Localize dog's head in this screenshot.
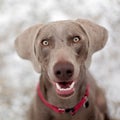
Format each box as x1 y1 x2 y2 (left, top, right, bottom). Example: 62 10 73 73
15 19 108 98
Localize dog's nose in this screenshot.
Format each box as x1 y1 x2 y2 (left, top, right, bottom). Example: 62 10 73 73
54 62 74 81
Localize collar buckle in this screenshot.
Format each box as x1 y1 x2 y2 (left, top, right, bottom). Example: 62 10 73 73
65 108 75 113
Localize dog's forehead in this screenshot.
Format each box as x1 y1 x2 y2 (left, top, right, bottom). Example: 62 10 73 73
39 21 83 37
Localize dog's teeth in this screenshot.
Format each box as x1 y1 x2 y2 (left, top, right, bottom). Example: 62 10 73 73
56 83 61 90
70 82 75 89
59 87 71 91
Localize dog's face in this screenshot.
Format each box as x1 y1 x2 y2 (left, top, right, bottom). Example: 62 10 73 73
15 19 108 98
34 21 89 97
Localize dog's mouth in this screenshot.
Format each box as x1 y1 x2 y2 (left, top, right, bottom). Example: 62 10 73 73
55 81 75 97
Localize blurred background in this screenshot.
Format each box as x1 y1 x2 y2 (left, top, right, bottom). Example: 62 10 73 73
0 0 120 120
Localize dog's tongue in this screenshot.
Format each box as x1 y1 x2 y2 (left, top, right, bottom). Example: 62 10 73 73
55 81 75 97
58 82 72 88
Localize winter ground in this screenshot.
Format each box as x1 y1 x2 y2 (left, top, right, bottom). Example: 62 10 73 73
0 0 120 120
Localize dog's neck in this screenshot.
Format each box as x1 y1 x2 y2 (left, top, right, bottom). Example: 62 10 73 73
39 71 87 108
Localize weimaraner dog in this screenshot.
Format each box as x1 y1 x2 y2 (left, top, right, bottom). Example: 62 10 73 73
15 19 110 120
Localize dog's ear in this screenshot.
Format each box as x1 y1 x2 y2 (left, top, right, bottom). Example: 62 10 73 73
15 24 43 73
76 19 108 67
76 19 108 54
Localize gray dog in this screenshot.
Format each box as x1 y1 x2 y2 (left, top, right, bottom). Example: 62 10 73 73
15 19 110 120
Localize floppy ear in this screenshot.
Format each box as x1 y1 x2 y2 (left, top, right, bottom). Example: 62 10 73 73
15 24 43 73
76 19 108 67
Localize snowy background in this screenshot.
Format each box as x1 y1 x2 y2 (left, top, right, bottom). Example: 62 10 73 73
0 0 120 120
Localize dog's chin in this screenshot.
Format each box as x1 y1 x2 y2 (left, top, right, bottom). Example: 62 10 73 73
54 81 76 99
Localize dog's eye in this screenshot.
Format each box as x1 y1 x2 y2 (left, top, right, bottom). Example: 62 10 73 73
41 40 49 46
73 36 81 43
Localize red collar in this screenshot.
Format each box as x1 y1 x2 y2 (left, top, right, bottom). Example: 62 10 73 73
37 84 89 116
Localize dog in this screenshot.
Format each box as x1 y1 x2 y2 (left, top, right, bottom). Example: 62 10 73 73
15 19 110 120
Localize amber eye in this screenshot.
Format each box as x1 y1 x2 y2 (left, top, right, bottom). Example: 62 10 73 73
41 40 49 46
73 36 80 43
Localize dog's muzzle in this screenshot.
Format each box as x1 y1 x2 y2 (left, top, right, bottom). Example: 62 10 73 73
53 61 75 97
